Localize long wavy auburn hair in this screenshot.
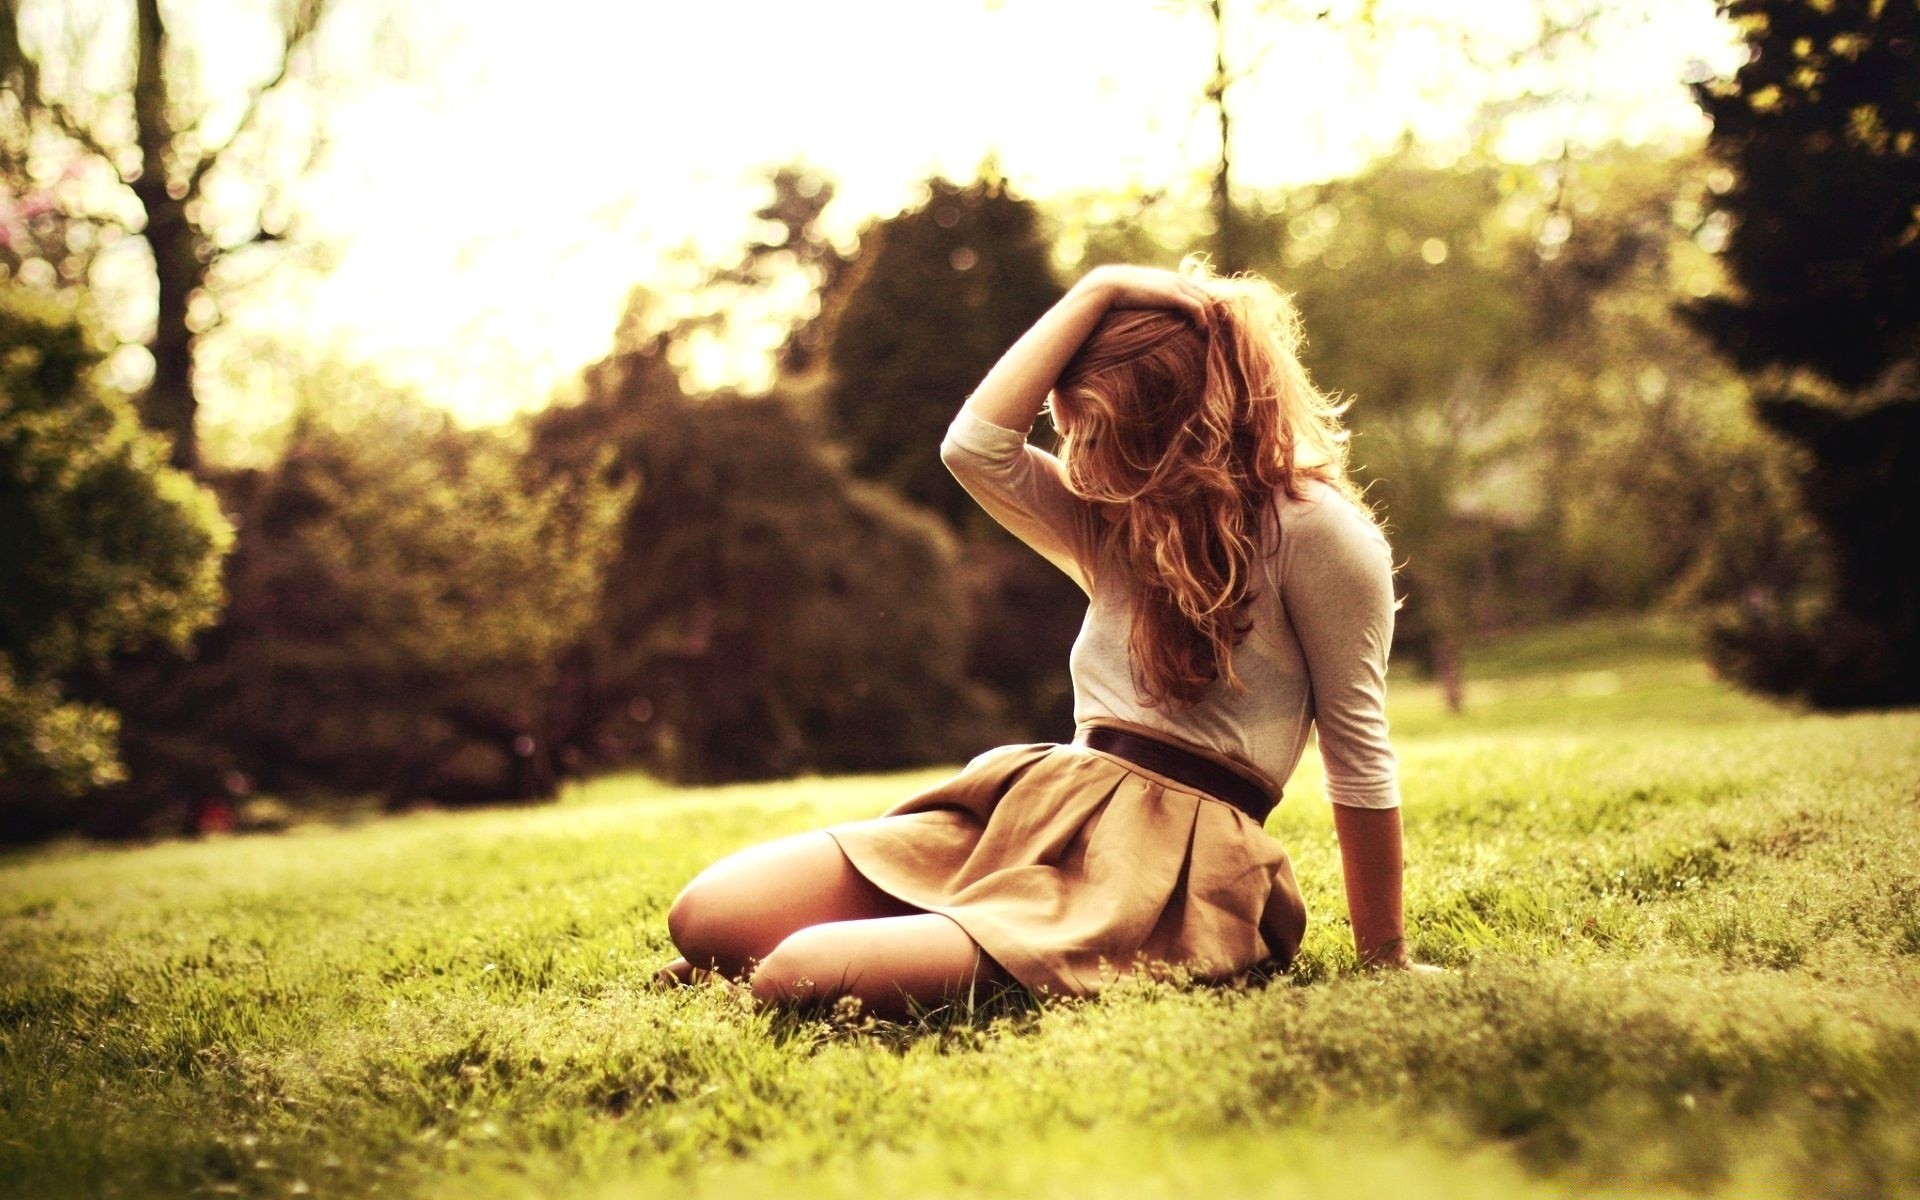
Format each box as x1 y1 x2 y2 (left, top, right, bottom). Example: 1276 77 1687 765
1049 260 1369 709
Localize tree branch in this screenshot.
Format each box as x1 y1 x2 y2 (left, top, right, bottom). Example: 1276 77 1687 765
0 6 121 176
186 0 329 201
42 97 119 170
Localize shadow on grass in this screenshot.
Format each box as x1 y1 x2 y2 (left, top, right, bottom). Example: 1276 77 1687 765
758 954 1309 1053
759 976 1046 1052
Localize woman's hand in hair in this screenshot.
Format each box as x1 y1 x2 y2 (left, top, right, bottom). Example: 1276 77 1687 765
1076 265 1213 330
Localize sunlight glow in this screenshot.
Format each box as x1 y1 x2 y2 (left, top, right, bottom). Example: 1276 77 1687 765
185 0 1744 437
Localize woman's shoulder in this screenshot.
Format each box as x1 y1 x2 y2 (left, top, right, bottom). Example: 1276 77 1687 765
1267 479 1392 568
1271 478 1386 537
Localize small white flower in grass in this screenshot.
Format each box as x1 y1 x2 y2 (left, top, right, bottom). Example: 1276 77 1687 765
482 963 496 973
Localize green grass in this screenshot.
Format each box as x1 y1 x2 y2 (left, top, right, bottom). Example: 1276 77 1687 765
3 616 1918 1198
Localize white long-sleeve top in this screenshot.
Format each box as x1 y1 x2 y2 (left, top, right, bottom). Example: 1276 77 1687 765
940 407 1401 809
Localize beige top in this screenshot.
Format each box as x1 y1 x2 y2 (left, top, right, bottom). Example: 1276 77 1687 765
940 408 1400 809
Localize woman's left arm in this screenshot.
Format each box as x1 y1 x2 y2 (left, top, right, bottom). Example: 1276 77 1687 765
1332 804 1408 968
1284 497 1427 970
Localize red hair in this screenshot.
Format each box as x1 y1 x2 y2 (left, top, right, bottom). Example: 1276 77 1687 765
1050 260 1366 708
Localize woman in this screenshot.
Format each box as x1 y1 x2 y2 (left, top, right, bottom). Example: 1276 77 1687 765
658 261 1421 1019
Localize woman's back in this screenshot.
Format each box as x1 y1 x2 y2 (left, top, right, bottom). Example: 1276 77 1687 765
942 407 1400 809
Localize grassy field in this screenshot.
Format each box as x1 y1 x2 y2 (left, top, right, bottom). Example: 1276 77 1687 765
3 615 1918 1198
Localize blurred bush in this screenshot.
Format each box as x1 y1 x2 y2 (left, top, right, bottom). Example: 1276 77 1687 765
74 384 625 836
0 289 231 840
524 325 991 783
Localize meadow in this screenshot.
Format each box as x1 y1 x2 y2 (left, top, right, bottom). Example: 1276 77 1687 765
3 616 1917 1199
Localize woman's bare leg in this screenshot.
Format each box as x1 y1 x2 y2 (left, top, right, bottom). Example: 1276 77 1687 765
747 912 1014 1022
665 829 923 980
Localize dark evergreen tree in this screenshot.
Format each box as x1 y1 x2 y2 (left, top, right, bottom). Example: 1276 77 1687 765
824 174 1065 527
816 173 1085 741
1686 0 1920 707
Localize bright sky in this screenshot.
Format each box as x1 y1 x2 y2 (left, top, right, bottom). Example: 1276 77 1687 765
160 0 1745 434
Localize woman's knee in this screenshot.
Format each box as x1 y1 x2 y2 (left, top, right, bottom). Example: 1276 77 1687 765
665 882 699 952
747 925 851 1006
666 877 742 969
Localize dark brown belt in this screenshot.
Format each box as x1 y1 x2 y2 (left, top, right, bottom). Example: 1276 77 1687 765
1074 725 1277 825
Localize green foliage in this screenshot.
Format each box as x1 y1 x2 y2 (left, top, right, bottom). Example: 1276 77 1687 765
1272 155 1535 416
817 174 1085 739
2 624 1918 1198
87 379 627 830
0 667 120 796
265 407 615 687
527 337 989 783
0 289 229 821
824 174 1065 526
1225 144 1798 687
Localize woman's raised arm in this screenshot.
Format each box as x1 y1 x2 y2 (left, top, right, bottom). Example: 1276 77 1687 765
942 266 1215 593
957 265 1212 434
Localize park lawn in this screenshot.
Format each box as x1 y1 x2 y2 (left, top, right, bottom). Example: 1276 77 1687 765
2 616 1918 1199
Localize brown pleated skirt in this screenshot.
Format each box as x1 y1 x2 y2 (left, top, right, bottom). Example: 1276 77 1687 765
822 717 1309 999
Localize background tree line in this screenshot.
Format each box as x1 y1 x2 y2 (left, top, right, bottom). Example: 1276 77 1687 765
1 0 1911 841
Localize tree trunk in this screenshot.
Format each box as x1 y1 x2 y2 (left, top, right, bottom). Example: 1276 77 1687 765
142 199 201 471
1209 0 1241 274
1433 629 1465 715
130 0 201 471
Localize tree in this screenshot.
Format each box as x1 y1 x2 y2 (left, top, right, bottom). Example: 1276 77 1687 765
0 286 229 839
824 173 1065 527
1685 0 1920 706
1212 141 1804 707
526 307 989 782
816 172 1089 739
0 0 394 469
1685 0 1918 387
710 161 855 382
75 371 628 836
1167 0 1639 281
1247 151 1535 705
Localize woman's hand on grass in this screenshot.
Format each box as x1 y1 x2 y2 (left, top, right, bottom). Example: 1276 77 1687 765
1075 265 1213 329
1364 955 1450 976
1356 936 1449 975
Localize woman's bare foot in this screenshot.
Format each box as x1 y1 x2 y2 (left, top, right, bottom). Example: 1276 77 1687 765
652 956 746 993
652 956 698 988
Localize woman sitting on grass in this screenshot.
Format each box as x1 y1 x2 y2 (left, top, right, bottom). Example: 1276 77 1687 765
658 260 1429 1019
